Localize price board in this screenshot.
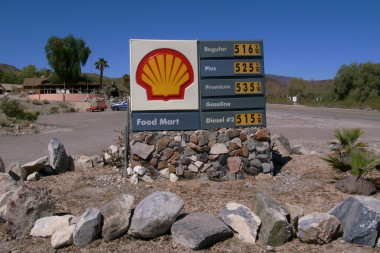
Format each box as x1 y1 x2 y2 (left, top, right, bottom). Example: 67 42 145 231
199 40 265 130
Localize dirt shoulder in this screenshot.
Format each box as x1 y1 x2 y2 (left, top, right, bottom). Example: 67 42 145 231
1 155 379 252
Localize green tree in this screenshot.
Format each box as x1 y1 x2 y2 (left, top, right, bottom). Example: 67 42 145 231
95 58 109 90
45 34 91 89
102 82 118 98
20 65 39 79
287 78 307 98
332 62 380 102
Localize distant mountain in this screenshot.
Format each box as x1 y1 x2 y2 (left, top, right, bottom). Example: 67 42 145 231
266 74 293 85
0 63 21 72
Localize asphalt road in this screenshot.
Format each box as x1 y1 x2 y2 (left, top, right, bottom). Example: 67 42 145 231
1 104 379 168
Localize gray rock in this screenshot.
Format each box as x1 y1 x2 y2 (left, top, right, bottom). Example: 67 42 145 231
292 145 310 155
205 131 218 142
21 156 48 180
48 138 70 174
334 175 377 196
6 185 55 239
72 155 93 169
262 162 274 174
297 212 342 244
6 162 22 181
133 165 146 176
188 164 199 173
51 224 75 249
219 202 261 243
251 192 294 246
210 143 229 155
128 191 184 239
130 174 138 184
30 215 74 237
0 190 15 223
217 133 230 143
198 134 209 146
100 194 135 241
256 141 270 154
171 212 233 250
283 203 304 231
0 173 18 195
329 196 380 247
247 138 256 151
183 146 196 157
170 173 179 182
90 155 104 167
221 172 236 181
73 207 102 248
271 134 292 156
131 142 155 159
0 156 4 173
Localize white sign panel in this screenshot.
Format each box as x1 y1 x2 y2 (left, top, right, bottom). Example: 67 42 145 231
130 40 199 111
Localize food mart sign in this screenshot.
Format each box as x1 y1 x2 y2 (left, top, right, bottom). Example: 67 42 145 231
130 39 266 131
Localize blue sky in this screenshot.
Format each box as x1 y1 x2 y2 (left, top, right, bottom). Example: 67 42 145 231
1 0 379 80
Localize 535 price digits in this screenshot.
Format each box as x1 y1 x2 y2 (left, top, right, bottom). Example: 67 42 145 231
235 81 262 94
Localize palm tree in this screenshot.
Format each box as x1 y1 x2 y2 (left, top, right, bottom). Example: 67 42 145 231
95 58 109 91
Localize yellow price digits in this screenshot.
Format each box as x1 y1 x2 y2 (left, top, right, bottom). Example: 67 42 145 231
234 62 261 74
236 113 262 125
235 81 262 94
234 43 261 55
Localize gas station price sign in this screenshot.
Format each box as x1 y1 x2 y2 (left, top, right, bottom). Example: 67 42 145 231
199 40 265 130
130 39 266 131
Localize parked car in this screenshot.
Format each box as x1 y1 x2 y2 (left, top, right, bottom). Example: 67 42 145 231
86 100 107 112
111 100 128 111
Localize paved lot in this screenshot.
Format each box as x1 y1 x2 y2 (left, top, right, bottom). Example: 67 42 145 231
1 105 379 168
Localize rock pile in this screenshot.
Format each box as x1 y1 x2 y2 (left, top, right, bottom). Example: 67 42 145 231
123 127 273 183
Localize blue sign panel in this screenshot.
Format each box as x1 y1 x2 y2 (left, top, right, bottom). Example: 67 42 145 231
201 78 265 97
199 41 264 58
201 97 265 111
200 59 264 77
201 110 266 129
131 111 200 131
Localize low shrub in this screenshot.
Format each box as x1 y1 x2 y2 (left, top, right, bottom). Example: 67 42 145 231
49 106 59 114
42 99 50 104
0 114 10 127
0 97 25 119
32 99 43 105
64 107 77 113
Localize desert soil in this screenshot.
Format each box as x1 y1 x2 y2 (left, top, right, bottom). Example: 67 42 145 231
1 154 380 253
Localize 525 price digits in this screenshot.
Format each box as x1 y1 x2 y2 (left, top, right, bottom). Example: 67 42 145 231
234 62 261 74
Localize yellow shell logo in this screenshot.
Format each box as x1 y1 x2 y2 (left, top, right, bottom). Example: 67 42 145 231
136 49 194 101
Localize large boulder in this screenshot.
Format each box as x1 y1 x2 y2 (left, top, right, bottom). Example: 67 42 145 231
171 212 233 250
219 202 261 244
21 156 48 180
73 207 102 248
30 215 74 237
271 134 292 156
48 138 70 174
100 194 135 241
128 191 184 239
6 162 22 181
297 212 342 244
251 192 294 246
0 173 18 195
5 185 55 239
51 224 75 249
329 196 380 247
